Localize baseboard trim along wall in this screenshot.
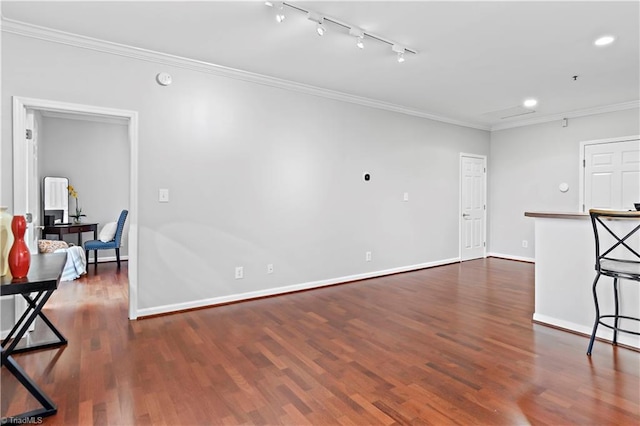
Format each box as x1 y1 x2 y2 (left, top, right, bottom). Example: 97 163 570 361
137 257 461 318
533 313 640 349
487 252 535 263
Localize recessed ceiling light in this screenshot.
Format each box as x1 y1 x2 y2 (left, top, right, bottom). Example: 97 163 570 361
594 35 615 46
523 99 537 108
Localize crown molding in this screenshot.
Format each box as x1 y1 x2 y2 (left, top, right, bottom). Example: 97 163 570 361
5 17 635 133
1 17 491 131
490 100 640 131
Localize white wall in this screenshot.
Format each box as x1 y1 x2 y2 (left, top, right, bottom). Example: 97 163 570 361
40 116 130 258
488 109 640 259
1 32 490 316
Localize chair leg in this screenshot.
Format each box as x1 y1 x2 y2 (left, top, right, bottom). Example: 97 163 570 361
94 250 98 267
587 272 602 356
613 277 619 345
115 248 121 269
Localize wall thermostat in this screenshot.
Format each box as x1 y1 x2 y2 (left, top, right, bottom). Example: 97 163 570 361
363 173 371 181
156 72 172 86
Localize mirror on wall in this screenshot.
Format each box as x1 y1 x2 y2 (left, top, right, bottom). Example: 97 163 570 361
43 176 69 225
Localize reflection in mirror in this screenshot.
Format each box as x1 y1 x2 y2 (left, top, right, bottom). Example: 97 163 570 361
43 177 69 225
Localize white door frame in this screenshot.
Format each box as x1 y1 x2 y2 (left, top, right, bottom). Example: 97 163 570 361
459 153 487 261
579 134 640 212
13 96 139 320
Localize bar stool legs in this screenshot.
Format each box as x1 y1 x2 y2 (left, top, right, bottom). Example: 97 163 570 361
587 273 601 356
587 274 640 355
587 209 640 356
613 278 619 346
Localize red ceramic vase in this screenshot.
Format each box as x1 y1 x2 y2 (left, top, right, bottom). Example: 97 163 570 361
8 215 30 279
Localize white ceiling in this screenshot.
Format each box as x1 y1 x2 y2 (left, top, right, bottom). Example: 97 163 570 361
3 1 639 130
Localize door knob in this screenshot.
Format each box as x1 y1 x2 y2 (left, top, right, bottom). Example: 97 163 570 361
462 213 470 218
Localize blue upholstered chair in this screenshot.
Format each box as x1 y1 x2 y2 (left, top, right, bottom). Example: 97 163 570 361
84 210 128 269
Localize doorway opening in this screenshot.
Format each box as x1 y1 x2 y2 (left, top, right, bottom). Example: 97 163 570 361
12 96 139 319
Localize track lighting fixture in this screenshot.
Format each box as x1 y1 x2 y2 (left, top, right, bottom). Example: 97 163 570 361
349 27 365 49
266 3 417 62
392 44 406 63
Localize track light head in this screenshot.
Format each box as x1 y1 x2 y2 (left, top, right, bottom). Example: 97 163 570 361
316 22 326 36
349 27 365 49
307 12 326 36
392 44 406 63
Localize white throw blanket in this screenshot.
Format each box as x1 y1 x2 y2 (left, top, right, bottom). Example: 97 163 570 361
55 246 87 281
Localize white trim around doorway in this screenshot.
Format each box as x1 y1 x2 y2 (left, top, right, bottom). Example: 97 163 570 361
12 96 139 320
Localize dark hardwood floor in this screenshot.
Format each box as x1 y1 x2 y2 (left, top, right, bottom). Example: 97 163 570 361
2 258 639 425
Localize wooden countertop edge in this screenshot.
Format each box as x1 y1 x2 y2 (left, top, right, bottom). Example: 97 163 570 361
524 211 589 219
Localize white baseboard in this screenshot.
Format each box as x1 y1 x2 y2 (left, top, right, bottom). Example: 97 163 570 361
487 252 535 263
533 313 640 349
136 257 461 318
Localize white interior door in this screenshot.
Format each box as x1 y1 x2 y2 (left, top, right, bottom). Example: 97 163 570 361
460 154 486 261
13 108 39 254
26 110 40 253
14 110 40 330
583 138 640 211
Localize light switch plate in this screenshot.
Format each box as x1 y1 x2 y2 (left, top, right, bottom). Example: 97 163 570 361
159 188 169 203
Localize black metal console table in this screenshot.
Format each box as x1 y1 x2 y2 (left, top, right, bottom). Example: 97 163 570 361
1 253 67 423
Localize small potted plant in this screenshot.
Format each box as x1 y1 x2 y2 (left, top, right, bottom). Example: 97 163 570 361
68 185 86 223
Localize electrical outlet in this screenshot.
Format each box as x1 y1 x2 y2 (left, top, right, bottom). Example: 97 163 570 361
235 266 244 279
522 240 528 248
366 251 372 262
267 264 274 274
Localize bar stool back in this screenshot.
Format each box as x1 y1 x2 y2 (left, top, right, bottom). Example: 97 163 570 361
587 209 640 355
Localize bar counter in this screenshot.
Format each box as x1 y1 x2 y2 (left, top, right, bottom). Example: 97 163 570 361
525 211 640 350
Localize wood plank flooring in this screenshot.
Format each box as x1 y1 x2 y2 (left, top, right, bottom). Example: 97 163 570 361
2 258 639 425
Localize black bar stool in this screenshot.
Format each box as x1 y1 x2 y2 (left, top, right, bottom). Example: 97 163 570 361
587 209 640 355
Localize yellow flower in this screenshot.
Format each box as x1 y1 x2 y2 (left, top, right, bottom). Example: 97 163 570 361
67 185 78 199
